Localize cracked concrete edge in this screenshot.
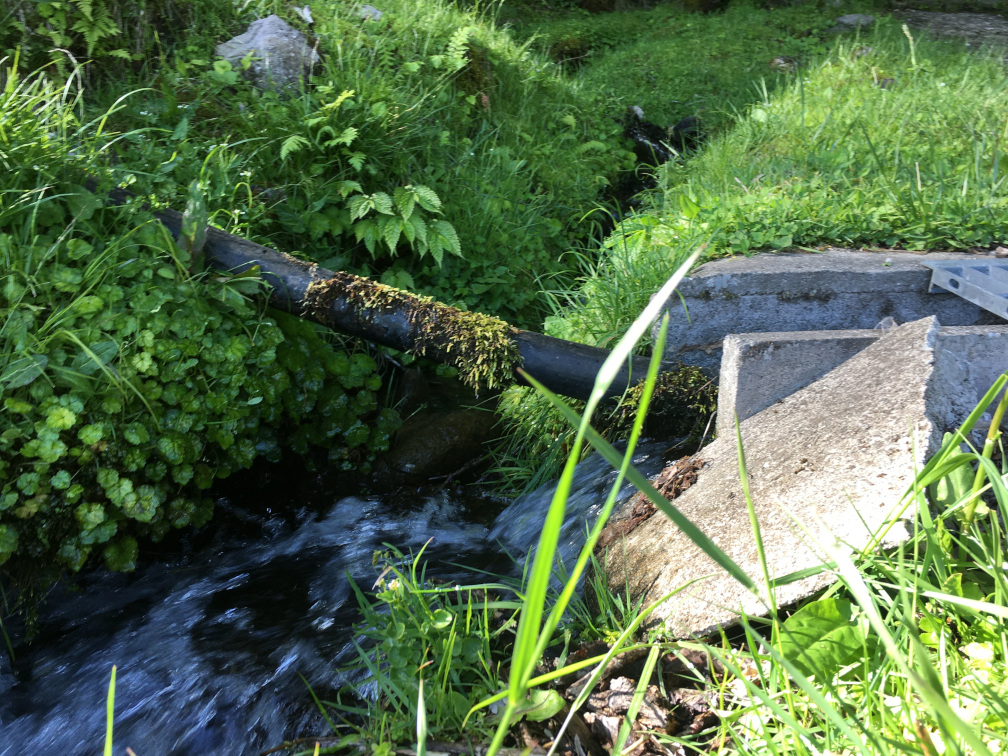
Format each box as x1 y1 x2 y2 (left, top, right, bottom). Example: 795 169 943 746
603 317 974 638
716 325 1008 441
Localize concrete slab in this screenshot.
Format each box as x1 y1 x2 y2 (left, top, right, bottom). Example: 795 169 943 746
715 326 1008 441
717 329 882 438
600 317 978 638
658 249 1002 375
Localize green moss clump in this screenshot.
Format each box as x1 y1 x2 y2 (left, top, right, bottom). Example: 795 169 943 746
601 364 718 443
413 307 520 393
304 273 520 393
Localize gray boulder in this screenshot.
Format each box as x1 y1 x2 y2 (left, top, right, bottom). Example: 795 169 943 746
215 15 319 92
831 13 876 33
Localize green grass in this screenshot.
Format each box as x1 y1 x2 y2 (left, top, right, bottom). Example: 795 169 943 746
511 0 881 133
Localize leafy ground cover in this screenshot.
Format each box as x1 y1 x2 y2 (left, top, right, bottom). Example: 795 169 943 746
0 62 398 589
1 0 637 592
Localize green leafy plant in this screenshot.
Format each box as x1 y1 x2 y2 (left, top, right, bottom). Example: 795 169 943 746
1 0 242 74
0 61 398 586
339 543 522 745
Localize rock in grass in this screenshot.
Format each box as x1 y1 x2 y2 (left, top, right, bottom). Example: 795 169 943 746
215 15 319 92
598 316 977 638
830 14 876 33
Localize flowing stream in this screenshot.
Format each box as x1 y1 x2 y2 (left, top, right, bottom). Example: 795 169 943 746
0 444 669 754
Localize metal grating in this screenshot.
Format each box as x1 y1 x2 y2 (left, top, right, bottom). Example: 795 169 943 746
921 260 1008 321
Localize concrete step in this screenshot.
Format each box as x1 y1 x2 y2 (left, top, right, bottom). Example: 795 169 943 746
658 249 1004 375
716 325 1008 441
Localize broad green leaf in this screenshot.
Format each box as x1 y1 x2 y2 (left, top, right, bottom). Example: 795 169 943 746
1 355 48 388
429 608 454 630
381 217 403 253
431 220 461 258
515 689 563 723
67 185 102 221
71 340 118 376
370 192 394 216
349 195 372 221
679 194 702 219
73 295 104 315
0 525 18 566
3 398 33 414
46 406 77 430
779 598 864 681
394 186 415 221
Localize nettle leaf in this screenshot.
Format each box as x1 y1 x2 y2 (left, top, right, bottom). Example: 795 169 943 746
410 184 441 213
349 195 372 221
393 186 415 221
431 220 461 259
380 217 403 253
370 192 394 216
778 598 865 681
353 218 379 255
406 215 426 247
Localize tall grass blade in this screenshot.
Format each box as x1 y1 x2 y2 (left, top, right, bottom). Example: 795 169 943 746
104 665 116 756
827 540 994 756
417 678 427 756
735 414 774 613
610 644 660 755
523 378 756 593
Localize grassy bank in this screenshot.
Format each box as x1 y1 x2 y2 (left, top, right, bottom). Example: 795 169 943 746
494 12 1008 490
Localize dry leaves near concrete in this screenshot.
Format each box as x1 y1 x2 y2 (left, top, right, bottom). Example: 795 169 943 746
503 645 735 756
595 455 704 553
